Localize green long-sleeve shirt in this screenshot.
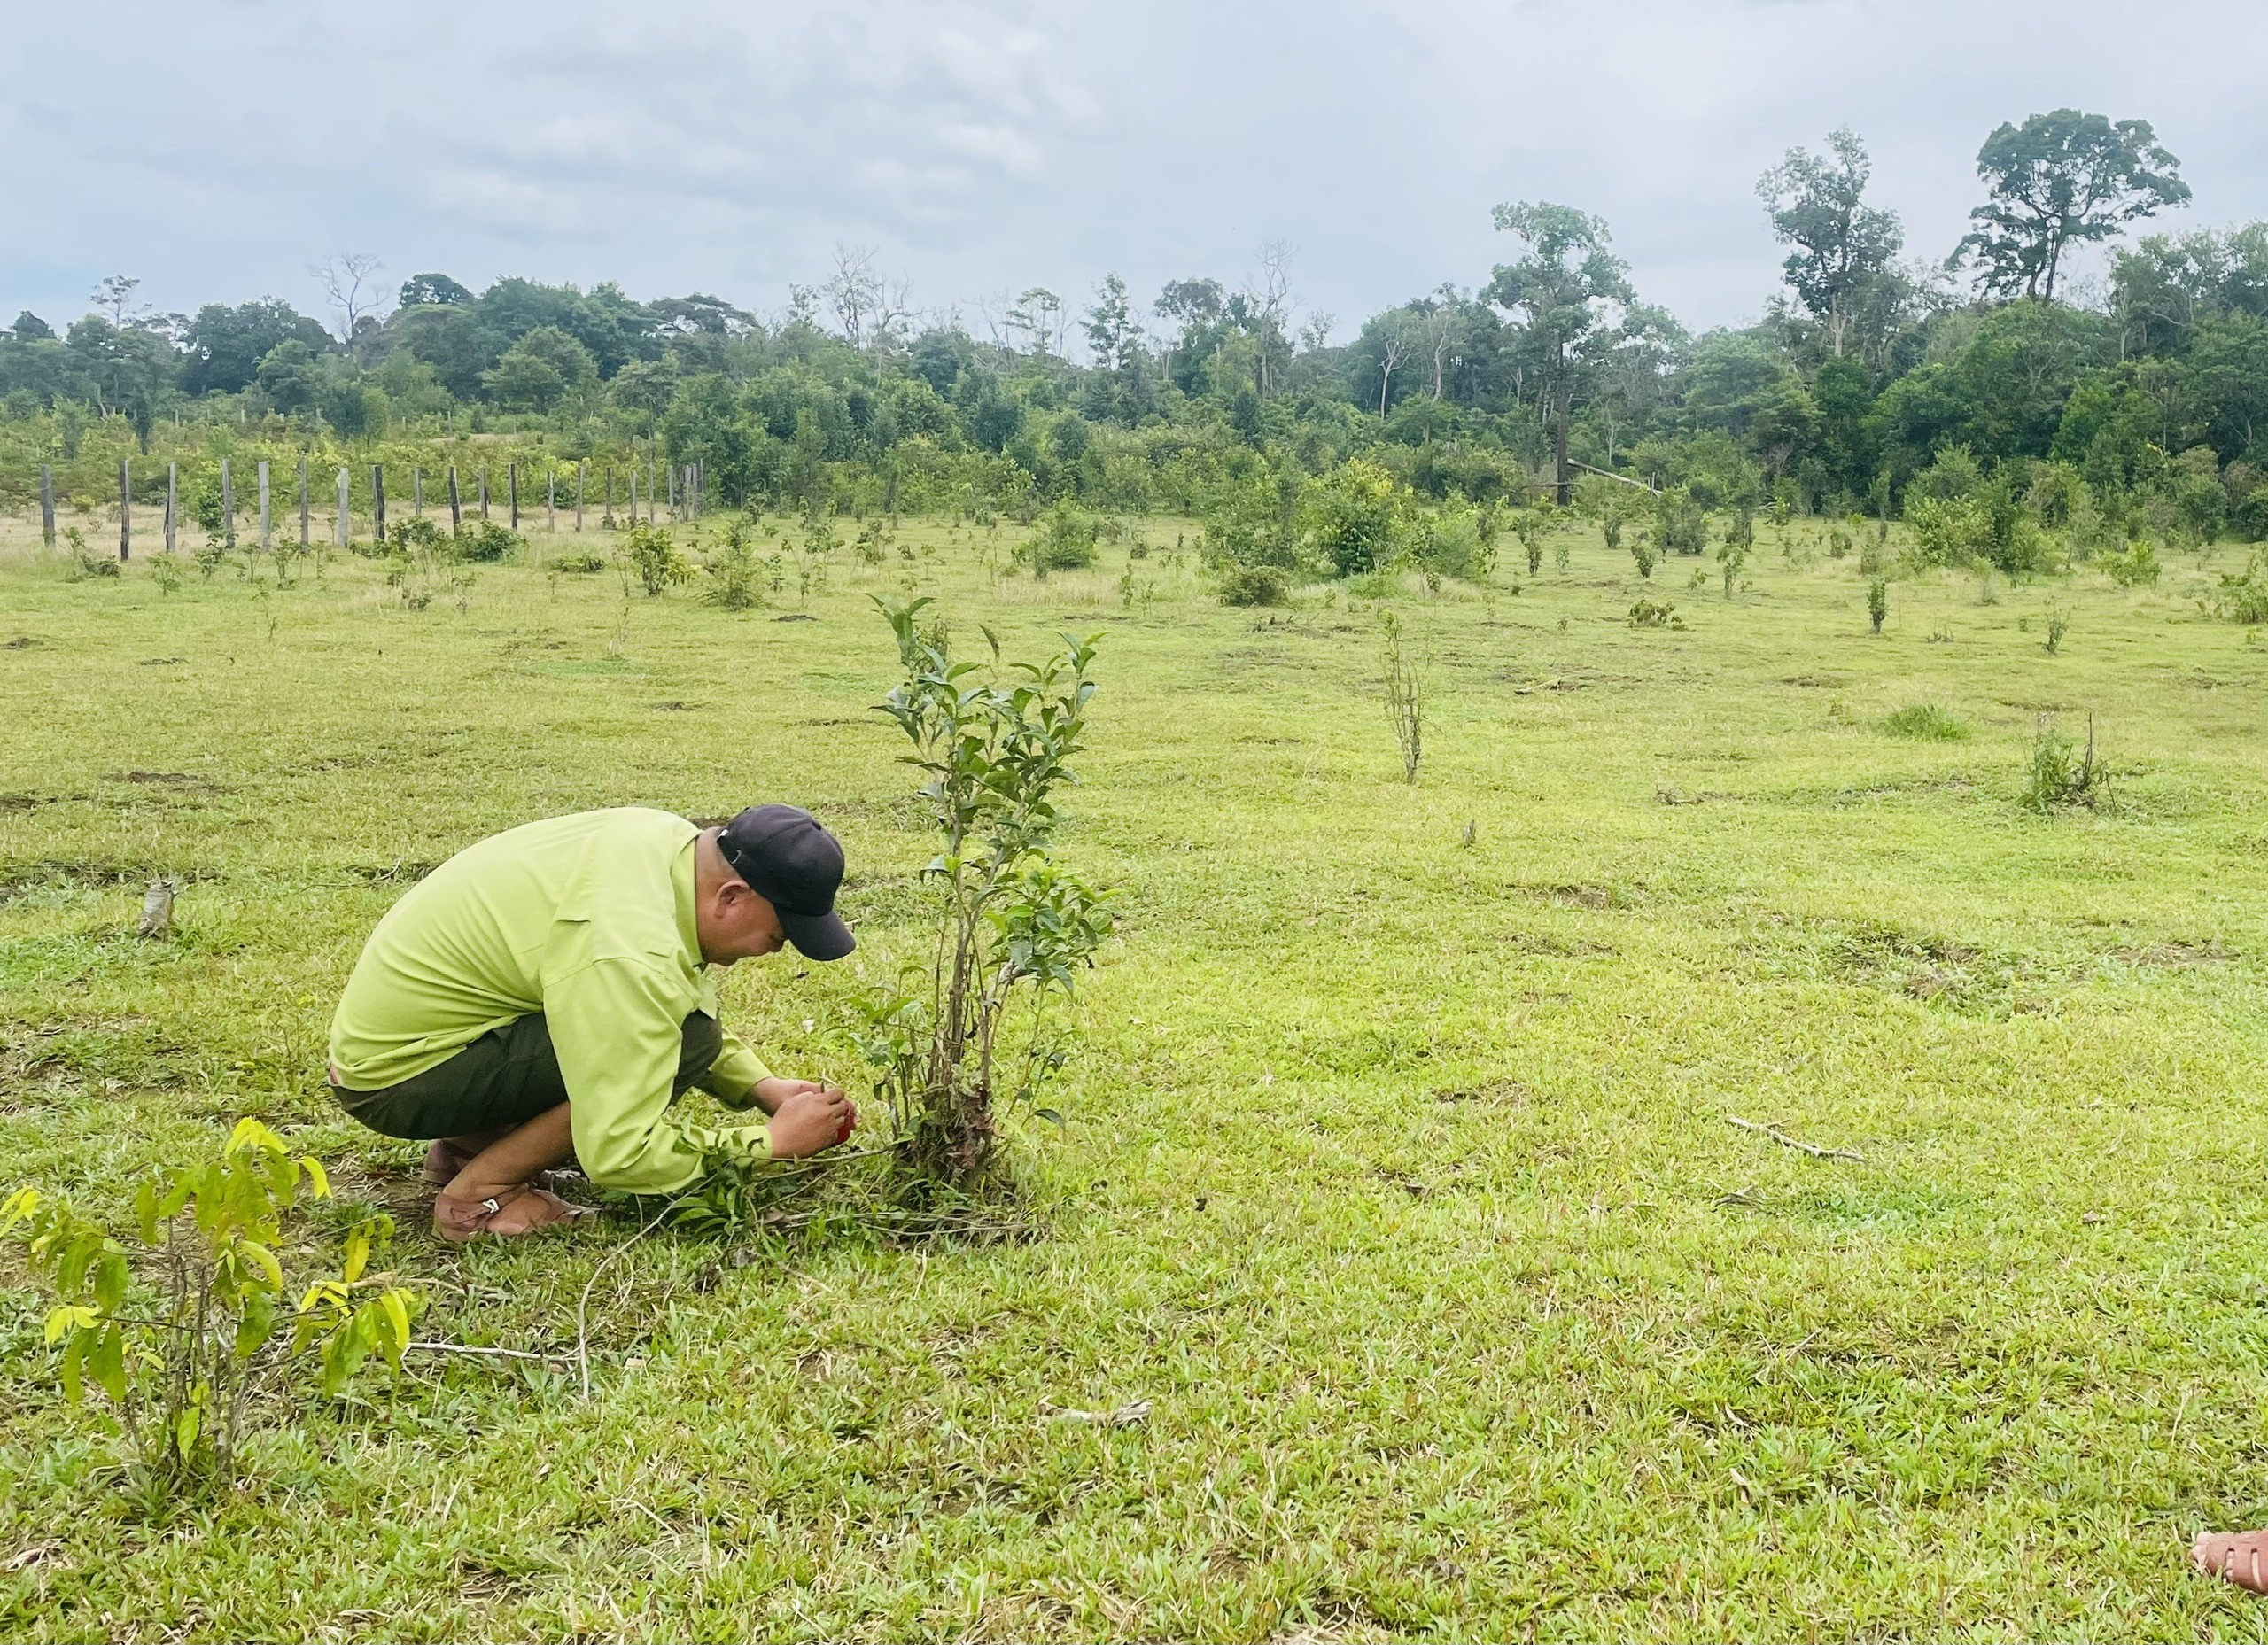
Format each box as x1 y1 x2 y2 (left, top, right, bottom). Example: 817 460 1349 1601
328 808 773 1192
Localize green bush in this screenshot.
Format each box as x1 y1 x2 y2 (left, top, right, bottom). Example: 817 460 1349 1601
1308 457 1403 577
2101 539 2162 586
620 522 691 594
1867 578 1889 632
1627 598 1682 629
1658 489 1707 556
1218 564 1292 607
1016 502 1101 575
454 517 522 563
1883 703 1971 741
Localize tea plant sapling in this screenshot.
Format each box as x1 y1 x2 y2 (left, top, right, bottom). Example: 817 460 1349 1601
854 598 1114 1191
619 522 692 596
1381 610 1422 783
4 1120 420 1501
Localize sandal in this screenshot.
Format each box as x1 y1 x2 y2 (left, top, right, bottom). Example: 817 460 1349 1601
2194 1530 2268 1594
432 1184 598 1243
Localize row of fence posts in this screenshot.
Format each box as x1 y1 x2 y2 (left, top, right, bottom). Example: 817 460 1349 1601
34 457 711 559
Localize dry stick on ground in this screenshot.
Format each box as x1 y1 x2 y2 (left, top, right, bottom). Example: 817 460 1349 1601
575 1201 680 1400
1725 1114 1864 1161
408 1339 567 1364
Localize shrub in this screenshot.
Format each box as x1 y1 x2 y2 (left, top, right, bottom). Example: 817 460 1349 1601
1218 564 1291 607
1015 502 1101 576
2023 716 2112 811
1658 488 1707 556
1409 504 1491 582
702 520 767 609
1308 457 1403 576
1630 532 1657 578
1627 598 1682 629
552 551 607 574
4 1121 419 1503
852 600 1113 1192
619 522 691 595
2216 553 2268 623
2101 539 2162 586
1883 702 1971 741
2044 603 2070 654
1867 578 1888 633
454 517 522 563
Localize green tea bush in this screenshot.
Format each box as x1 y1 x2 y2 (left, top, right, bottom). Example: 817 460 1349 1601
2101 539 2163 586
619 522 691 595
2216 553 2268 623
4 1121 419 1505
853 599 1113 1192
1218 564 1292 607
1883 703 1971 741
1658 489 1707 556
702 520 768 609
454 517 522 564
1016 501 1101 575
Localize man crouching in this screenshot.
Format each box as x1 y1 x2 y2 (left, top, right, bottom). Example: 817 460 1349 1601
327 805 856 1240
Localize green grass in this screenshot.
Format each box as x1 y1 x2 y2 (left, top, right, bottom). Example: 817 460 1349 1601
4 515 2268 1639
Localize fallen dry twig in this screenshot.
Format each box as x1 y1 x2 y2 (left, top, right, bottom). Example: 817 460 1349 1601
1725 1114 1864 1161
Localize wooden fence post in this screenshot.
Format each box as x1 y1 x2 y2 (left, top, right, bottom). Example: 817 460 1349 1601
448 465 462 532
165 462 177 557
629 470 638 525
576 460 585 532
299 456 310 547
38 464 54 547
479 465 489 519
548 468 555 533
413 468 423 516
509 462 519 531
373 464 386 544
336 468 350 548
119 458 131 561
221 458 235 549
667 462 676 522
258 461 271 552
603 465 613 527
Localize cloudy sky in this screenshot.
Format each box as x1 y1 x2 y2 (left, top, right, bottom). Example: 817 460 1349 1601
6 0 2265 346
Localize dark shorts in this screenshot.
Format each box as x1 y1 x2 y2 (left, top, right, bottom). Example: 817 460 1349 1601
332 1011 725 1140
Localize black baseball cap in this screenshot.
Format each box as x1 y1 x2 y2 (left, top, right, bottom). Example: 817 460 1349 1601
715 805 855 960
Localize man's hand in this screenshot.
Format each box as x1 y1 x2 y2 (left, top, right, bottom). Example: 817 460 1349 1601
766 1084 856 1160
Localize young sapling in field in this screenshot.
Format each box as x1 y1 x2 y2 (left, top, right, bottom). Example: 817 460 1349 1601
2023 714 2112 811
850 598 1114 1195
619 522 691 596
2044 603 2070 654
1867 578 1889 633
4 1120 419 1506
1381 610 1423 783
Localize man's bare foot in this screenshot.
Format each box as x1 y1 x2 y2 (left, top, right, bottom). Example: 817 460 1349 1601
2194 1529 2268 1592
433 1183 594 1242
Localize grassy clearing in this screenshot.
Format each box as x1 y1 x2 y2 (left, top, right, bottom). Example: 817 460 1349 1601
4 515 2268 1640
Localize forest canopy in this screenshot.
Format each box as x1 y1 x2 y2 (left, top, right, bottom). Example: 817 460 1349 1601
5 112 2263 548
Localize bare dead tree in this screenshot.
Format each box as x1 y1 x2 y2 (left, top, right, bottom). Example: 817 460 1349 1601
1424 302 1457 400
311 254 388 341
1249 240 1297 397
827 244 882 349
1377 328 1413 418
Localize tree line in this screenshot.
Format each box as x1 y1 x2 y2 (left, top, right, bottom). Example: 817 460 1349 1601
4 108 2261 556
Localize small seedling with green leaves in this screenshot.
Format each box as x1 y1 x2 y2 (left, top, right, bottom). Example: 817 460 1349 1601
4 1119 419 1505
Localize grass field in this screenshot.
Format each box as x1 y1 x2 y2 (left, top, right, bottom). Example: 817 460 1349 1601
4 509 2268 1640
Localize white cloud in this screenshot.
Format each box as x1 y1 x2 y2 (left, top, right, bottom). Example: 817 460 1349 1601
4 0 2263 337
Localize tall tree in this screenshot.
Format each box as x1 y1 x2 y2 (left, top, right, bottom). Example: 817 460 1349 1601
1485 202 1635 503
1956 110 2190 302
1757 128 1904 358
